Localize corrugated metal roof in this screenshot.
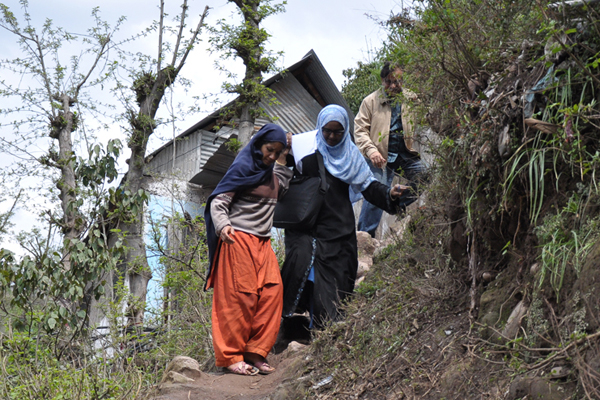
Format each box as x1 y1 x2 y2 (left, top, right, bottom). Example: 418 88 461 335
263 50 355 134
199 126 235 171
259 73 321 134
293 50 355 133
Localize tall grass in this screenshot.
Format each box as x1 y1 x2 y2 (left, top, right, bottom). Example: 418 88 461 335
535 193 600 301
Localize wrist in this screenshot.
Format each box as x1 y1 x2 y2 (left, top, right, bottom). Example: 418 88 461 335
275 159 286 166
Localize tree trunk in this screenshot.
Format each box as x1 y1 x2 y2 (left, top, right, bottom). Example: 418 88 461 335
237 107 254 146
232 0 262 147
114 67 175 326
97 3 208 328
55 94 81 270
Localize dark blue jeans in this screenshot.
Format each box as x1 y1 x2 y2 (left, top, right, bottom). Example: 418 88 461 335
357 148 428 237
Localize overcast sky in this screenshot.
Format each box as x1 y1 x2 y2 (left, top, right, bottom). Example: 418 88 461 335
0 0 405 251
1 0 404 138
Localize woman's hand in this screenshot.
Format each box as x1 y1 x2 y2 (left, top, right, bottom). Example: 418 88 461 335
277 132 293 165
390 184 410 199
220 225 236 244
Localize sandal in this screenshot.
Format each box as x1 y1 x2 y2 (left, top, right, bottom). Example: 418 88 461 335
226 361 259 376
252 360 275 375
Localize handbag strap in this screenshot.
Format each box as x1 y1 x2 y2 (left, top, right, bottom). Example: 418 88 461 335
315 151 327 193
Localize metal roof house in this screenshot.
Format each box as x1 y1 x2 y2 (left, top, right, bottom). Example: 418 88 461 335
144 50 353 200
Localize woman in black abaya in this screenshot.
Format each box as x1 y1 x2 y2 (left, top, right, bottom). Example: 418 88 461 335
280 105 406 329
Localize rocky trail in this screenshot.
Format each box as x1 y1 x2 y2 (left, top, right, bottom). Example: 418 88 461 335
151 349 305 400
148 227 402 400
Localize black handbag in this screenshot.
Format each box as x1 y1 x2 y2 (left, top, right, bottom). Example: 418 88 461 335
273 151 328 230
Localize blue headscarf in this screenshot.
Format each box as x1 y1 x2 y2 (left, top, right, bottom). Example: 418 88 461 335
316 105 376 194
204 123 287 288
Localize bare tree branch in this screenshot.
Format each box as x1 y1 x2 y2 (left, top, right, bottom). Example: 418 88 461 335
158 0 165 74
172 0 189 67
0 189 21 234
31 32 55 118
75 35 111 97
175 5 209 73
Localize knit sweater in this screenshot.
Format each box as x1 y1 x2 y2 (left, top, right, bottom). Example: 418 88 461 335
210 163 293 238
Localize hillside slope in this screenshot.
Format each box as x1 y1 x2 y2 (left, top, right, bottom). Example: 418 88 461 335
271 1 600 399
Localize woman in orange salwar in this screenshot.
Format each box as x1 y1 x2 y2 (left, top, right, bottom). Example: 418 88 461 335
204 124 291 376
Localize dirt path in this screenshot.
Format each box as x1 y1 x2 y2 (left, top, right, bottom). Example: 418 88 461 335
151 350 303 400
149 231 382 400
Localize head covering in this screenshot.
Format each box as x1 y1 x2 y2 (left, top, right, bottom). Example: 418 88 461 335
203 123 287 288
316 105 376 194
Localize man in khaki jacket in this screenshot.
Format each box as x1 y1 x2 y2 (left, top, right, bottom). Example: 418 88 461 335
355 62 428 238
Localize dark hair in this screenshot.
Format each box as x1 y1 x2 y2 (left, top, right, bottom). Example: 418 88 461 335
254 139 268 152
380 61 402 80
254 139 285 153
255 139 278 148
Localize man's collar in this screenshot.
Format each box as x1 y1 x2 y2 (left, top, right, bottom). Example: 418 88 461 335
378 88 390 104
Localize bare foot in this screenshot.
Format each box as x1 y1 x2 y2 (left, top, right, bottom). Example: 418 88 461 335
252 360 275 375
226 361 259 376
244 353 275 375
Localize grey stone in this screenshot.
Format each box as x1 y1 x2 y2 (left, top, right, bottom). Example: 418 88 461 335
549 366 569 379
508 377 565 400
502 300 528 340
159 356 204 388
498 125 511 158
162 371 195 385
544 33 568 63
288 341 307 352
356 231 376 256
479 311 500 340
356 258 372 279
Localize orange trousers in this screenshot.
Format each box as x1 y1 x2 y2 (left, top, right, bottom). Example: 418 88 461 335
207 230 283 367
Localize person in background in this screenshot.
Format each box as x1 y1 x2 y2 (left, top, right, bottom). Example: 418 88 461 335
355 61 428 238
204 124 292 376
280 105 408 332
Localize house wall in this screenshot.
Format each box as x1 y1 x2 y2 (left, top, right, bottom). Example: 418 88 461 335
145 126 236 184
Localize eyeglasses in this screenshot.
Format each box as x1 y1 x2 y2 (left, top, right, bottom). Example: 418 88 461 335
322 127 345 137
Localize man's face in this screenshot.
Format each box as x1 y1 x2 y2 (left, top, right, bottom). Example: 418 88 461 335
384 68 404 97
